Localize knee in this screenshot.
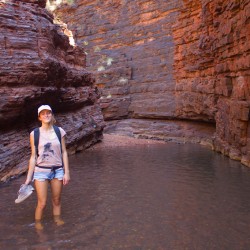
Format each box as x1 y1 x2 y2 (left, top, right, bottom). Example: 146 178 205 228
52 197 61 207
37 201 46 210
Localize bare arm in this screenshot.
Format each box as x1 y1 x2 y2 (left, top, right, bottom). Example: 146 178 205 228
62 136 70 185
25 132 36 185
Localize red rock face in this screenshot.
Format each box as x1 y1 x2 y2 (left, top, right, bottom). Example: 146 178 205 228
53 0 182 120
0 0 105 182
46 1 250 166
173 0 250 165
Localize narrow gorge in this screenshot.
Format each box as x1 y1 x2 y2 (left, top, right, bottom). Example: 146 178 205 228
52 0 250 165
1 0 250 182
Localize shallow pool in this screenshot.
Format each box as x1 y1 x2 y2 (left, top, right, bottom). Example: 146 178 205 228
1 142 250 249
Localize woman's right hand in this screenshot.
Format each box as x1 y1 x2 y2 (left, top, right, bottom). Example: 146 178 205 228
63 172 70 186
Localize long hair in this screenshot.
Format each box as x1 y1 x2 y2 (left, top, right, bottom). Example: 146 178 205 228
50 114 56 125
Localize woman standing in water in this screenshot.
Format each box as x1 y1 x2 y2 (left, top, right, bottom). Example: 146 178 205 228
25 105 70 230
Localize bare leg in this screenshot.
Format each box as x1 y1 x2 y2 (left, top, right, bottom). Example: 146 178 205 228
51 178 64 225
34 180 48 230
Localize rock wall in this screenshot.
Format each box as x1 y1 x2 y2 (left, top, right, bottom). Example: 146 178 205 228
51 0 250 166
173 0 250 165
0 0 105 182
52 0 182 120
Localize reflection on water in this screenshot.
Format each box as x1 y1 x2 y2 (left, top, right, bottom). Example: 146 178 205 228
1 142 250 249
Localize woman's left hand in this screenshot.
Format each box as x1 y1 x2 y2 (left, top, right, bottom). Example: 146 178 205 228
63 173 70 185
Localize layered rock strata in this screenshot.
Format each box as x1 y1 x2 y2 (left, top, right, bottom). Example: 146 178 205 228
52 0 182 120
105 119 214 147
0 0 105 182
173 0 250 165
53 0 250 167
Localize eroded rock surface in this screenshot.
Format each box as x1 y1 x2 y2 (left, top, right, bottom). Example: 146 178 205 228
105 118 214 148
0 0 105 182
52 0 181 120
173 0 250 165
52 0 250 167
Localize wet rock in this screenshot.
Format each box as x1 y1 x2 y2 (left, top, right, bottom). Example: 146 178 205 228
0 0 105 182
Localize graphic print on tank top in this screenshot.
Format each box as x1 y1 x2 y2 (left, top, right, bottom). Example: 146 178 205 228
42 142 54 161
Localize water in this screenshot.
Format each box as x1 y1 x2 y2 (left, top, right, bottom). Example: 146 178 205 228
1 142 250 249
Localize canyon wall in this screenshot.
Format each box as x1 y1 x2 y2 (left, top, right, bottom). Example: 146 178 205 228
173 0 250 164
53 0 250 167
52 0 181 120
0 0 105 182
1 0 248 174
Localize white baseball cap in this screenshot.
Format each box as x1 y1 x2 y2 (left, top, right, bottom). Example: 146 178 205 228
38 105 52 115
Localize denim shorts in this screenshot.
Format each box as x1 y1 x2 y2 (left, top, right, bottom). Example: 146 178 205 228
33 168 64 182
